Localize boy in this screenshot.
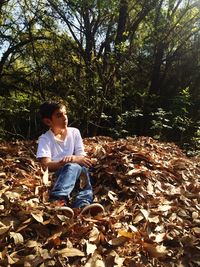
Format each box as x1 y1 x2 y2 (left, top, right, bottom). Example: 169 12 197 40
36 101 104 218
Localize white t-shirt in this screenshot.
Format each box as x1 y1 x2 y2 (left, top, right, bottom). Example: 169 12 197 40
36 127 85 161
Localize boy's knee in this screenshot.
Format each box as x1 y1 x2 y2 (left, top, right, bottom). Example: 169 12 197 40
67 162 82 171
81 166 89 173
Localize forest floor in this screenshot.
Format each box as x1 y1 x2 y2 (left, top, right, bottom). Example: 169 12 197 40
0 136 200 267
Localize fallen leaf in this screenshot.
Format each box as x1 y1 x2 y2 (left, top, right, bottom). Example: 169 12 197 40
118 230 137 239
57 247 85 257
10 232 24 245
26 240 42 248
150 232 166 243
0 172 6 178
140 208 149 219
143 243 168 258
109 236 128 246
1 137 200 266
31 212 44 223
108 191 118 202
0 225 11 235
42 168 49 186
84 252 105 267
86 241 97 255
89 227 100 243
192 227 200 234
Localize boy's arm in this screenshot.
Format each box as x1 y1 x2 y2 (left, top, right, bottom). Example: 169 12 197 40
40 155 92 172
39 157 64 172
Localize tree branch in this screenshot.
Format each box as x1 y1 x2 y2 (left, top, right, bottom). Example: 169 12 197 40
0 36 50 78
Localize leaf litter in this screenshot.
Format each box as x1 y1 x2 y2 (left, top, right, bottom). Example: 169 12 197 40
0 137 200 266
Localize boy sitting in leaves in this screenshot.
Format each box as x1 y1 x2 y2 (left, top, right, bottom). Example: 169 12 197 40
36 101 104 218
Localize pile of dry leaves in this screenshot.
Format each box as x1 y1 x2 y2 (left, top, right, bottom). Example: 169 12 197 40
0 136 200 266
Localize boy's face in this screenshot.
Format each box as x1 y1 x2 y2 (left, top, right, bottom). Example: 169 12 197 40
44 106 68 130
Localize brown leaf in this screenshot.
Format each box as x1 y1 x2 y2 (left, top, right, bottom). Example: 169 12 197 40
26 240 42 248
42 167 49 186
31 212 44 223
10 232 24 245
143 243 168 258
0 172 6 178
56 247 85 257
118 230 138 239
109 236 128 246
0 225 11 235
84 251 105 267
89 226 100 243
86 241 97 255
1 137 200 266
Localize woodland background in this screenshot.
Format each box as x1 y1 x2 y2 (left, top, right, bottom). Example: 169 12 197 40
0 0 200 154
1 1 200 266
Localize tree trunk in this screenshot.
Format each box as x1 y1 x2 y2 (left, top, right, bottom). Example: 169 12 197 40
149 41 165 96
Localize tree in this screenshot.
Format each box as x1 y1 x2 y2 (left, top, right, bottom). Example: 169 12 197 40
0 0 199 148
44 0 159 135
0 0 52 83
148 0 200 98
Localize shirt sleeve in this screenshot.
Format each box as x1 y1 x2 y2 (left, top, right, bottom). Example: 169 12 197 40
36 135 52 159
73 129 86 155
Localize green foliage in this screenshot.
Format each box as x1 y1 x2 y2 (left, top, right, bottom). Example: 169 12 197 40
188 122 200 156
150 108 172 140
0 95 41 140
170 87 193 143
149 88 196 146
111 109 144 138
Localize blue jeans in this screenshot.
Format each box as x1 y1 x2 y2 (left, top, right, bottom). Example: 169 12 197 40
50 163 93 208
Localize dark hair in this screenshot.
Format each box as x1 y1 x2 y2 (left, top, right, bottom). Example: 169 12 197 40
39 101 64 119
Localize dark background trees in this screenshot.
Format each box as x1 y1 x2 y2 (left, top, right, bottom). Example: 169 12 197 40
0 0 199 154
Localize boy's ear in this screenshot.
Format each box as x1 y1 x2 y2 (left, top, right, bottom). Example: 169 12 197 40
43 118 52 127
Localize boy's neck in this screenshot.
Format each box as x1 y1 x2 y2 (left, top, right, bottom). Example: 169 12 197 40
51 127 67 140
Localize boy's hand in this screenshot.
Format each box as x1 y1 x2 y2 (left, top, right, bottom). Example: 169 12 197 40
60 156 74 164
61 155 92 168
75 155 92 168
